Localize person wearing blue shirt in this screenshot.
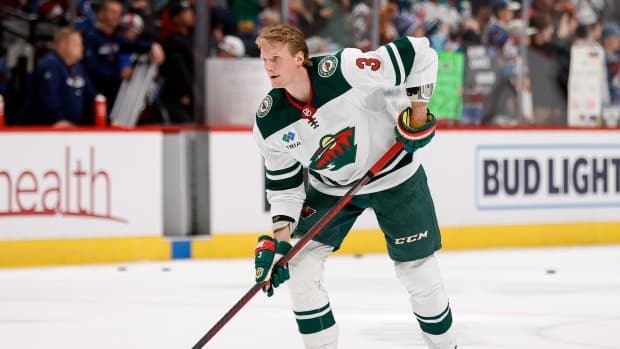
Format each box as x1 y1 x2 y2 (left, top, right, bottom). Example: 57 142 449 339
28 27 97 126
81 0 164 108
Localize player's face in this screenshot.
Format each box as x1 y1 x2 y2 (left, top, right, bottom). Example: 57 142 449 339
260 41 304 89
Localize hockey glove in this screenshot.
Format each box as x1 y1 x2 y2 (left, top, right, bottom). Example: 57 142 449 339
254 235 292 297
395 107 437 153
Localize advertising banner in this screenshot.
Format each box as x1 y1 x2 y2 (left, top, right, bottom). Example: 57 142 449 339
476 144 620 209
209 130 620 233
0 132 163 239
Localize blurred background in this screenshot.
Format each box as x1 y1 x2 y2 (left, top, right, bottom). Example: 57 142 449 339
1 0 620 128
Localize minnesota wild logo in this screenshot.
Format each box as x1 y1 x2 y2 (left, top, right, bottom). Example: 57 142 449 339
318 55 338 78
309 127 357 171
257 95 273 118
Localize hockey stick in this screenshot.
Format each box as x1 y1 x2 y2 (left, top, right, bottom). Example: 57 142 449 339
192 141 405 349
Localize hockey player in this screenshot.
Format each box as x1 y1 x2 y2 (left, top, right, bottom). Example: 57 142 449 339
252 24 456 349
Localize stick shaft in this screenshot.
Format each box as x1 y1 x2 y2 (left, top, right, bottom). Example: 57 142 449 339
192 142 404 348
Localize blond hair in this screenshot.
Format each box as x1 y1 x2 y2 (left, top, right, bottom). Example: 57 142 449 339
54 27 80 47
256 24 313 67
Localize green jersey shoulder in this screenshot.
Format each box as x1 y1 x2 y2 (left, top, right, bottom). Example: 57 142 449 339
254 50 352 140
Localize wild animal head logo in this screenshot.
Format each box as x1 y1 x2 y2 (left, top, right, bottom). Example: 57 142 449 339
309 127 357 171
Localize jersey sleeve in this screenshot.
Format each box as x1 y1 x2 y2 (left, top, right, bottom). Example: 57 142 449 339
340 36 437 90
252 123 305 223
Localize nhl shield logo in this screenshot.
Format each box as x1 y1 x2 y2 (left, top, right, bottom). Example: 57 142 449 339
318 56 338 78
257 95 273 118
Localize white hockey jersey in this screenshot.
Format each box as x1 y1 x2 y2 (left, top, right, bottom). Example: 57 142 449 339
253 36 438 222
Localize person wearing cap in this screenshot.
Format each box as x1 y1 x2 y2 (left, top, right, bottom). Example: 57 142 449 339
120 13 144 42
217 35 246 58
492 0 520 20
127 0 158 39
81 0 165 108
602 22 620 63
159 0 195 123
486 0 520 47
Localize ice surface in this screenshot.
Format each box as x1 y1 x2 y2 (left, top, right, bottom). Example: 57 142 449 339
0 245 619 348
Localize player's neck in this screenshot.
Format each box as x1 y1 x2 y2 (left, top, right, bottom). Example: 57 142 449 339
285 67 311 104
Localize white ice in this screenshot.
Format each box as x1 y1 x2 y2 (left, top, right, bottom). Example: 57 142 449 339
1 245 619 349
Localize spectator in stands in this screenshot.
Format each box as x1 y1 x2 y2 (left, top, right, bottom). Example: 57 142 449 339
351 2 372 50
379 1 399 44
602 21 620 103
229 0 264 31
26 27 96 126
471 0 493 43
118 13 144 79
159 0 194 123
460 17 483 48
528 13 567 124
75 0 103 31
258 7 280 32
295 0 333 38
36 0 70 24
81 0 164 109
126 0 158 40
216 35 246 58
208 3 240 56
413 0 460 31
317 0 353 49
486 0 519 48
529 0 553 21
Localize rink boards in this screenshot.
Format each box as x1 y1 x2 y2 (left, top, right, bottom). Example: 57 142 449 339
0 127 619 266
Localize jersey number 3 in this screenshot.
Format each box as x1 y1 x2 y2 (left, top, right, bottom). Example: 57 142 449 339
355 58 381 71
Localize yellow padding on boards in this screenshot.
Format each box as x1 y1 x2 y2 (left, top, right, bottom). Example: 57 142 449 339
1 222 618 267
0 236 170 267
442 222 620 249
192 222 620 259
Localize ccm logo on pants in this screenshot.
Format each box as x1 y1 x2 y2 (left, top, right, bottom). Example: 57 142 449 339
395 231 428 245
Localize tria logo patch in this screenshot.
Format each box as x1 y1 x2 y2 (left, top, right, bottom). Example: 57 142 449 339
309 126 357 171
282 131 295 143
282 131 302 149
318 56 338 78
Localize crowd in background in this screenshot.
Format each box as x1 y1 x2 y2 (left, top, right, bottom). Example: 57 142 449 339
1 0 620 126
